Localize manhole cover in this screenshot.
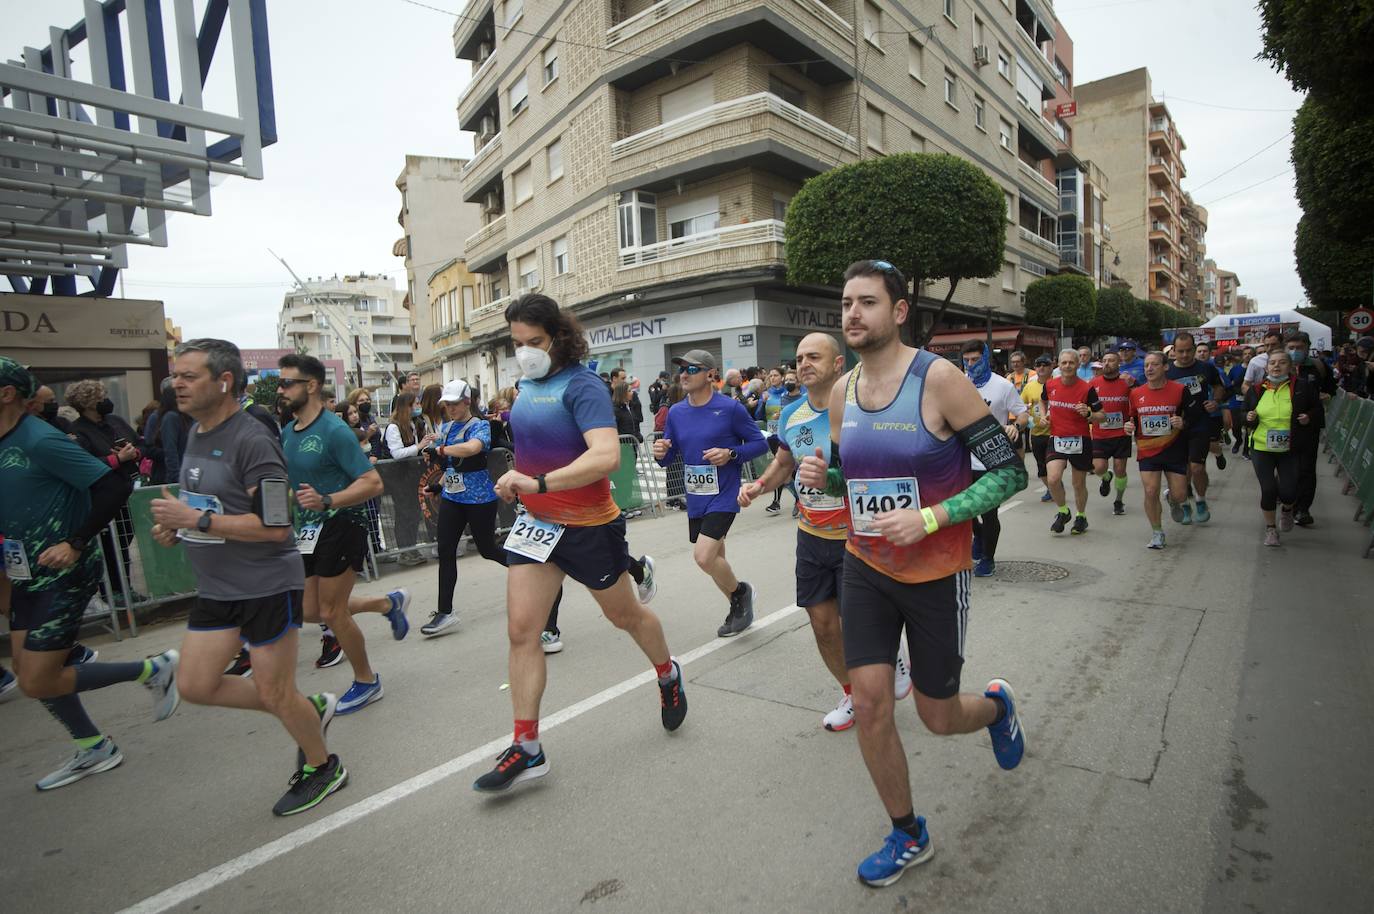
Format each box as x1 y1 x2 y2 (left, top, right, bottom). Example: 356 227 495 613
990 561 1070 583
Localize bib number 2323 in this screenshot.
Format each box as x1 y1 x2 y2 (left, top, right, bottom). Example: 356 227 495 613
296 522 323 555
504 513 566 563
846 477 919 537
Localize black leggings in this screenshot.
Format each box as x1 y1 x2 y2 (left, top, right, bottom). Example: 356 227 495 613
1293 434 1320 513
970 470 1001 560
1030 436 1050 480
436 497 566 628
1250 450 1297 513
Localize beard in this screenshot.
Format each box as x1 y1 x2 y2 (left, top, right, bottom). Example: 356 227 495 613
848 322 897 353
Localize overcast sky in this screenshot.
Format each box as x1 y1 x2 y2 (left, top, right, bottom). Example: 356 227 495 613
4 0 1303 346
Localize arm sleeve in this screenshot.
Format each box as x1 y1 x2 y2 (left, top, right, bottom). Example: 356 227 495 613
71 471 134 543
937 414 1029 526
160 412 183 482
385 423 420 459
732 400 769 461
1085 388 1103 410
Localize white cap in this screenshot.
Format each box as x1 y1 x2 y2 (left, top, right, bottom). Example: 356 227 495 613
438 379 471 403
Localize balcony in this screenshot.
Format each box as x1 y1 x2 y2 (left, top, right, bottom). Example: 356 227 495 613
1148 222 1175 247
466 295 513 339
1014 29 1057 87
452 0 495 61
1014 98 1058 160
609 92 858 192
1148 193 1173 216
456 52 499 127
1017 225 1059 255
1017 158 1057 200
605 0 855 90
460 132 503 202
465 214 508 273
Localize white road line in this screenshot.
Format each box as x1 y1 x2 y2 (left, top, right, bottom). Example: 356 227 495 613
115 602 806 914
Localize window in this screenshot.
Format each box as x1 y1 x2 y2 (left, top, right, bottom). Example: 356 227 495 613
974 94 986 130
910 129 925 152
1004 191 1014 219
504 0 523 27
974 16 985 47
667 195 720 239
943 70 957 108
660 75 714 123
944 0 955 22
998 117 1013 150
1002 261 1015 291
997 46 1010 80
772 193 791 222
546 138 563 182
508 73 528 117
512 162 532 204
768 76 805 109
867 105 884 152
908 39 923 81
617 190 657 250
552 236 569 275
542 42 559 86
1054 58 1070 89
517 251 538 291
863 1 881 46
461 285 474 320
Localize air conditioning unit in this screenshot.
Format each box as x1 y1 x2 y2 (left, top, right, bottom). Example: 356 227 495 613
477 41 492 61
482 191 502 214
480 115 496 136
973 45 990 67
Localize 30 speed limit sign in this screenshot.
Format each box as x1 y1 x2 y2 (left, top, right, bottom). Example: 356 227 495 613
1347 307 1374 333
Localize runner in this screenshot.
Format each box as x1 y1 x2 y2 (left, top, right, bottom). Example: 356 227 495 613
737 332 912 732
1021 355 1055 502
1005 350 1031 395
145 340 348 814
796 261 1028 888
278 354 409 715
0 357 178 791
1282 330 1335 527
1117 340 1145 386
1043 349 1104 534
1089 349 1134 517
960 341 1027 576
1126 351 1200 549
653 349 768 638
1243 350 1319 545
475 294 686 793
764 367 803 517
1165 333 1226 524
1223 349 1249 458
1194 342 1229 471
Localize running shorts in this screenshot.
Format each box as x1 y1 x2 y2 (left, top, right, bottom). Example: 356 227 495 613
10 569 101 653
302 514 368 578
505 515 632 591
189 589 304 647
1139 438 1190 476
1047 446 1094 473
1187 431 1211 464
796 528 845 608
1092 437 1132 461
688 511 736 543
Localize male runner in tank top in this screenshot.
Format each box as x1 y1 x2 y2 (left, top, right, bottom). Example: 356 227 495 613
797 260 1028 888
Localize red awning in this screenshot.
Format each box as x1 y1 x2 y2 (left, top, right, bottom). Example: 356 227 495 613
925 328 1023 352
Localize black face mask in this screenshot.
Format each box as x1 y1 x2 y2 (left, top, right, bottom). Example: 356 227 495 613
358 402 372 418
41 402 59 422
96 397 115 417
784 382 797 392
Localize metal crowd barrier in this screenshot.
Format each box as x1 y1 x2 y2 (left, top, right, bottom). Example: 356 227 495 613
1320 390 1374 557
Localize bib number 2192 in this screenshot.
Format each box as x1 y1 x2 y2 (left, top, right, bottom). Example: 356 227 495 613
504 513 566 563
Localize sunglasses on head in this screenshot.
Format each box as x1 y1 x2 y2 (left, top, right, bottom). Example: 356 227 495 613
678 365 706 375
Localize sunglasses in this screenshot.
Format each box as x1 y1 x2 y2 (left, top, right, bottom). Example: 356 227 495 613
677 365 706 375
277 378 308 388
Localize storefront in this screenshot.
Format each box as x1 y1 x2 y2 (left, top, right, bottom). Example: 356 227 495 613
0 294 168 420
925 325 1058 366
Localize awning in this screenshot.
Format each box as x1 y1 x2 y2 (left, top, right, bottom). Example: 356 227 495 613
926 326 1056 353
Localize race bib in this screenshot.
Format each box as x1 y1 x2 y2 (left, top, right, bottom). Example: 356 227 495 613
177 490 226 545
847 477 919 537
504 512 566 563
767 419 780 437
1053 436 1084 455
442 468 466 495
1141 415 1172 437
1265 428 1291 452
3 538 32 582
1099 412 1124 430
1183 376 1202 394
296 522 323 555
684 464 720 496
796 482 845 511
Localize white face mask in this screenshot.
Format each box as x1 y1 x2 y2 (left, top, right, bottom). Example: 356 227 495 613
515 345 552 380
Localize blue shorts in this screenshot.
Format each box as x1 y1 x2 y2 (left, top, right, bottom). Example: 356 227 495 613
506 515 632 591
189 590 303 647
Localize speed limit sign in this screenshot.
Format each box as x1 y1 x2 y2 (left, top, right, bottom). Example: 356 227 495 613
1347 307 1374 333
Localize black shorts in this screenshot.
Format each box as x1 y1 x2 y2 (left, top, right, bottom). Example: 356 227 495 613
1047 440 1094 472
301 514 367 578
189 590 304 647
10 571 100 653
1092 437 1132 460
506 515 632 591
1186 431 1211 464
1138 439 1190 476
840 554 969 700
1030 435 1050 477
1207 416 1224 442
688 511 736 543
796 529 845 608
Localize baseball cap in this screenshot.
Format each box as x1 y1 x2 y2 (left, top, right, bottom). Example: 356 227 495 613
672 349 716 370
0 356 37 398
1118 339 1138 350
1034 354 1053 366
1359 336 1374 350
438 379 471 403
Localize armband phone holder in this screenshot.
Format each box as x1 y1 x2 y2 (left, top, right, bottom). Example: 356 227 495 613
255 477 292 527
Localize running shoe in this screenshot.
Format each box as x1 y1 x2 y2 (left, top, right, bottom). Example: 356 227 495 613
1169 500 1185 524
316 633 343 668
1148 530 1167 550
1040 489 1053 502
1098 471 1113 498
473 744 549 793
659 659 687 731
765 502 781 516
272 754 348 816
1294 510 1314 527
637 554 657 604
540 630 564 654
1179 502 1194 525
894 648 913 700
973 558 996 577
823 693 855 731
1263 526 1280 547
1216 452 1227 470
1071 515 1088 536
336 676 383 715
65 644 97 666
398 551 427 567
792 502 801 518
1112 499 1125 517
145 650 180 722
971 533 984 561
296 692 339 769
35 738 123 791
1278 507 1294 533
385 588 411 640
421 611 460 638
1231 441 1241 454
1050 511 1068 534
0 667 16 698
224 648 252 678
984 678 1026 770
717 582 755 637
1194 500 1211 524
857 821 934 888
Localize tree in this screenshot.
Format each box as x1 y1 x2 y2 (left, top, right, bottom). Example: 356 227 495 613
786 153 1006 346
1258 0 1374 112
1092 286 1142 340
1023 274 1096 343
1295 214 1371 310
250 374 281 408
1292 97 1374 239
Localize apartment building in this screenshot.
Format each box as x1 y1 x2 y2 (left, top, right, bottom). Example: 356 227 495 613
276 274 412 391
1233 292 1255 315
395 155 483 385
1219 270 1242 314
1073 68 1191 309
1178 192 1207 316
1202 258 1219 316
427 257 489 389
448 0 1076 383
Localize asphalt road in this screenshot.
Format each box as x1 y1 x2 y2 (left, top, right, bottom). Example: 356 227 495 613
1 454 1370 914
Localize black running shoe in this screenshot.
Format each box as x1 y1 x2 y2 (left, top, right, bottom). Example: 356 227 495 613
64 643 97 666
1071 515 1089 535
473 744 549 793
296 692 338 769
1294 510 1315 527
1098 472 1112 498
659 660 687 731
272 754 347 816
1216 452 1227 470
315 634 343 669
717 583 755 637
1050 511 1068 534
224 648 252 678
1112 500 1125 516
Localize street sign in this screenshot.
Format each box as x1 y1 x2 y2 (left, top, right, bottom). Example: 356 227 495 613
1346 308 1374 334
738 333 754 347
1055 101 1077 118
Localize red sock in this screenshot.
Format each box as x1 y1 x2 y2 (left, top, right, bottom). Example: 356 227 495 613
654 660 674 679
513 719 539 745
842 683 853 696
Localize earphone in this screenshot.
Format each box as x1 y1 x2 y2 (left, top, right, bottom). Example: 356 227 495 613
221 381 228 393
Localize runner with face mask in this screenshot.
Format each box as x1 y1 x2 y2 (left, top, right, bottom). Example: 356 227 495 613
1089 350 1134 517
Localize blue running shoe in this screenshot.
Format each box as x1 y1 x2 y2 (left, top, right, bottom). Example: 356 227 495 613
1193 500 1210 524
0 666 16 699
385 588 411 641
1040 489 1053 502
973 558 995 578
971 533 984 562
857 822 934 887
1180 502 1194 525
985 678 1026 770
336 676 383 715
1169 500 1185 524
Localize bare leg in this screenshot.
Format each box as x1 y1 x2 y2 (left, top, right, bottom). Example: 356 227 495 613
1071 468 1090 512
311 571 374 683
1046 460 1068 508
693 534 738 597
806 599 848 686
850 663 911 817
1141 471 1163 528
507 562 563 720
589 574 670 667
250 630 329 767
912 690 1001 735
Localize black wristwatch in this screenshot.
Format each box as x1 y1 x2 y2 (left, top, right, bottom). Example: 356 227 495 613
196 511 214 533
728 448 739 463
536 474 548 494
322 494 334 510
66 536 88 553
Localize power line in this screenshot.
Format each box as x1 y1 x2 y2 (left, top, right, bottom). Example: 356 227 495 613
1161 95 1299 114
1188 130 1291 194
1198 167 1291 207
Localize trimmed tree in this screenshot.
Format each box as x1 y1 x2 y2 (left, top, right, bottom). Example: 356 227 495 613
1259 0 1374 112
1292 97 1374 240
1023 274 1096 344
1092 286 1142 341
1295 214 1371 310
785 153 1006 346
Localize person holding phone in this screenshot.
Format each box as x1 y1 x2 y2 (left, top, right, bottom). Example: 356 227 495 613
66 379 142 596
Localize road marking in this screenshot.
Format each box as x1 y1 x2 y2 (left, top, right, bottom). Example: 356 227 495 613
116 602 806 914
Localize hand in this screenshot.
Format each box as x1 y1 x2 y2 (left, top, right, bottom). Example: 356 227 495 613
150 495 200 530
1246 411 1258 424
1204 400 1218 413
1320 392 1331 402
1297 413 1310 426
494 470 537 503
652 437 671 460
295 482 326 511
871 509 928 547
702 447 732 467
151 523 178 548
36 542 81 570
1004 423 1019 442
115 443 139 463
797 448 827 490
1075 403 1091 418
1169 416 1185 429
738 481 764 508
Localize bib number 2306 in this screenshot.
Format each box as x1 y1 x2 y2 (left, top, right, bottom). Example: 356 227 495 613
684 464 719 496
504 513 566 563
846 477 919 537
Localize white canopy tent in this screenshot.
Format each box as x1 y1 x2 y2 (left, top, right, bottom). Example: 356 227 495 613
1199 310 1333 351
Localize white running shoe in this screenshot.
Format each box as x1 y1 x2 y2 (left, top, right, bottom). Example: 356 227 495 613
36 738 123 791
145 650 180 722
540 631 564 654
823 693 855 731
637 554 657 604
421 611 460 638
894 645 913 700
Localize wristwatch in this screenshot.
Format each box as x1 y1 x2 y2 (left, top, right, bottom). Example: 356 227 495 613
321 494 334 510
66 536 88 553
196 511 213 533
728 448 739 463
536 473 548 494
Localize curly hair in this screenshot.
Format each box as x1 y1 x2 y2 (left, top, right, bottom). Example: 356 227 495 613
65 379 107 411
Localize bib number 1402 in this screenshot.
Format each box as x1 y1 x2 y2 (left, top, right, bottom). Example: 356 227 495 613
846 477 919 537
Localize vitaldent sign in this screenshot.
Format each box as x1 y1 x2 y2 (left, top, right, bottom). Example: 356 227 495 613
0 295 165 350
582 300 755 350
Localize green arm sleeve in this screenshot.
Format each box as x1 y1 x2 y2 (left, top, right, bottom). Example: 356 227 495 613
939 465 1027 527
824 439 846 497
